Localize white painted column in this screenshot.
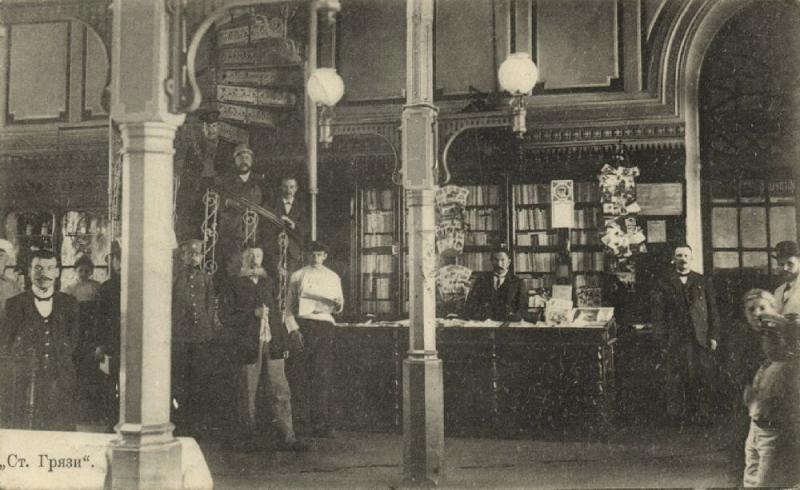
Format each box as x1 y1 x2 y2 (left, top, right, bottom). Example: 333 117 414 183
108 1 205 488
402 0 444 485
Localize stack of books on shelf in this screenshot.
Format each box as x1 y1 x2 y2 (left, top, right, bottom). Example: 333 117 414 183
464 184 501 206
464 231 492 246
573 208 600 228
522 276 555 290
361 254 394 274
514 252 558 272
517 231 559 247
570 229 599 246
464 208 501 231
460 252 489 271
364 189 393 210
513 183 550 204
515 208 549 230
574 182 600 203
362 300 394 315
362 275 392 300
570 251 604 272
362 234 394 248
574 273 602 288
364 210 393 233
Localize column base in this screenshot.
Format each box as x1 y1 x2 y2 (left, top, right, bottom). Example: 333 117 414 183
402 356 444 486
108 423 188 489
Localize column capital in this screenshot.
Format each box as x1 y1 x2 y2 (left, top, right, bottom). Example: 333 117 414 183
119 120 183 156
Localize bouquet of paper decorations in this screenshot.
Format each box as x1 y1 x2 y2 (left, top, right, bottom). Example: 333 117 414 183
436 264 473 297
600 216 646 260
435 185 470 256
598 163 641 216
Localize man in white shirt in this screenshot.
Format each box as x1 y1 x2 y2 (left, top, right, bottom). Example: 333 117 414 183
283 241 343 437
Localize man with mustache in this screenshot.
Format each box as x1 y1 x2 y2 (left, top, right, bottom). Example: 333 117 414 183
214 142 266 280
1 249 80 430
652 244 720 427
464 249 528 322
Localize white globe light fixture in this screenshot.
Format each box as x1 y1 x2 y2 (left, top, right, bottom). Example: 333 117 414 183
497 52 539 136
307 68 345 146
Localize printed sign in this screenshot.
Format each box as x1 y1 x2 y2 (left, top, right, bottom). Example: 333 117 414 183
217 68 303 87
217 85 296 107
550 180 575 228
218 103 275 126
217 121 249 144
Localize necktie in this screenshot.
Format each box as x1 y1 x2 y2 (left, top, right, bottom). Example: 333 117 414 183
784 283 792 304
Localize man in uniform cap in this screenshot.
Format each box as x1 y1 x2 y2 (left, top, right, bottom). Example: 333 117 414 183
213 142 266 277
0 239 20 326
171 239 219 436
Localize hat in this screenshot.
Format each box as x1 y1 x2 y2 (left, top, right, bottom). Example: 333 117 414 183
305 241 329 253
198 109 220 123
233 142 253 158
180 239 204 253
772 241 800 260
0 239 13 253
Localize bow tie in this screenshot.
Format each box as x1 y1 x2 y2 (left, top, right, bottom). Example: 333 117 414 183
34 295 53 302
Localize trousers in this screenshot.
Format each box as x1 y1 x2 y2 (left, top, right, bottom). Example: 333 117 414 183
743 419 797 487
240 340 296 443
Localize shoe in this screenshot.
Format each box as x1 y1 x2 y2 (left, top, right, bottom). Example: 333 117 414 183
276 440 310 452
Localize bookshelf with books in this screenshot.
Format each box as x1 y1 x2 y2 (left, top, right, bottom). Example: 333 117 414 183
455 183 506 271
511 181 606 305
359 188 400 317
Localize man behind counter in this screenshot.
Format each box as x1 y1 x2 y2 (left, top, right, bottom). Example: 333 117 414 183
464 249 528 322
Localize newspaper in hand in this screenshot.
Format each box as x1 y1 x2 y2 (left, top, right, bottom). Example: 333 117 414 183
298 272 343 316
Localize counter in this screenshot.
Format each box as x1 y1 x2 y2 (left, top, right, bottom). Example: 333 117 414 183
325 320 616 438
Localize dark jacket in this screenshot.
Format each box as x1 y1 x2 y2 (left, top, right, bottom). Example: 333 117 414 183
172 266 217 343
652 270 720 349
264 195 308 275
464 272 528 322
220 274 285 364
96 274 121 376
1 291 79 430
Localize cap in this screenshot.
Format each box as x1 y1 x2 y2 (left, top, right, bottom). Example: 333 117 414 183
180 239 204 253
772 241 800 260
233 142 253 158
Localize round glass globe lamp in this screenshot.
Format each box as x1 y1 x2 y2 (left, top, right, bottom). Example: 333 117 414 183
498 52 539 96
307 68 345 107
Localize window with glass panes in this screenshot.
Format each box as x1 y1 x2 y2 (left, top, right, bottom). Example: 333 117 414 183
708 177 797 277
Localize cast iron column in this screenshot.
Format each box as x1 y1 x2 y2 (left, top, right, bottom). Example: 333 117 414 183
402 0 444 485
108 1 206 487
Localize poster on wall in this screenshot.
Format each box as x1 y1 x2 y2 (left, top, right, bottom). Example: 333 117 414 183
550 180 575 228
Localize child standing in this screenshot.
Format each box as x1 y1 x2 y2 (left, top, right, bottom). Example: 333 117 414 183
741 289 800 487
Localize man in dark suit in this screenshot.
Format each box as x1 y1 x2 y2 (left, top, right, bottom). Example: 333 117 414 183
266 177 308 276
464 249 528 322
1 249 80 430
652 244 720 426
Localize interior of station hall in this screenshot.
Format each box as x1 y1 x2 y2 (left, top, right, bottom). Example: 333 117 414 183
0 0 798 488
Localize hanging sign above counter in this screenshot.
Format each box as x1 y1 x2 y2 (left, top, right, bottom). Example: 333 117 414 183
216 85 296 107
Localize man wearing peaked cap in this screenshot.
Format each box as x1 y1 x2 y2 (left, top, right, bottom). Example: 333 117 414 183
213 140 266 277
